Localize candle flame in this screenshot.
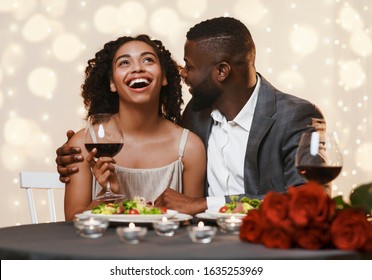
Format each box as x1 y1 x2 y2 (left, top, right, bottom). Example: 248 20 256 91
162 216 168 222
129 222 135 229
198 221 204 228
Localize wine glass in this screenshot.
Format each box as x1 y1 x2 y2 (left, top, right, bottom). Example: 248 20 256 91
84 113 125 201
295 130 343 195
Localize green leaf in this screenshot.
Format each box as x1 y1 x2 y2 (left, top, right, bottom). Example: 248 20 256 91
228 195 239 202
349 183 372 214
332 195 350 210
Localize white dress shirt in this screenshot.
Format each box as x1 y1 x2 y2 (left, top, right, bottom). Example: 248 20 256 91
206 75 261 210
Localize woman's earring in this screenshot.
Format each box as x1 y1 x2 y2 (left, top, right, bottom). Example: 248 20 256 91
110 84 116 92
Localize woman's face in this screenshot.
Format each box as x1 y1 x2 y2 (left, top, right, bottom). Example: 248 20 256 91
110 40 167 106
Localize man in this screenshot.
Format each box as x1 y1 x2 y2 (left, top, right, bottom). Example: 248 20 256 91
56 17 324 215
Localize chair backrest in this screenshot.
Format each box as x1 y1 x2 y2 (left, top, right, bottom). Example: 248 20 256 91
19 171 65 224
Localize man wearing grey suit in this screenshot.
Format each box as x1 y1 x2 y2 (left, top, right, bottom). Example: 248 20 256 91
153 17 324 214
56 17 324 215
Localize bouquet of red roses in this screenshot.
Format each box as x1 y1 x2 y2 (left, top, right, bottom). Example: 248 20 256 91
240 181 372 251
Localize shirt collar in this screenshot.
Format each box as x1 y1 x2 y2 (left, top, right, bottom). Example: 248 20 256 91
210 75 261 131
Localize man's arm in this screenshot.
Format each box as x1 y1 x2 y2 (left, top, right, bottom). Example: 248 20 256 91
55 130 84 183
154 188 207 215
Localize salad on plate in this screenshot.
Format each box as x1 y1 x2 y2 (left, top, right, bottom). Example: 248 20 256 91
203 196 262 218
91 196 167 215
218 196 261 214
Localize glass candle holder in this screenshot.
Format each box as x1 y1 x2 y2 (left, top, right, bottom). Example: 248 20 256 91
116 222 147 244
216 216 243 234
153 217 180 237
187 221 217 244
73 216 109 238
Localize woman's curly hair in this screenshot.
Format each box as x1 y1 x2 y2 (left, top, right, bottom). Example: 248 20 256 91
81 34 183 123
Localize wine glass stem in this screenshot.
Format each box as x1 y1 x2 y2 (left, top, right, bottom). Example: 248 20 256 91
104 181 112 196
323 182 332 197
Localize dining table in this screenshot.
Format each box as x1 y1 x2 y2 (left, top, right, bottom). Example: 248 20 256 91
0 219 370 260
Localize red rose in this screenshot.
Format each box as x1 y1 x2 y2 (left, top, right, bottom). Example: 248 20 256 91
240 182 372 252
294 222 330 249
362 224 372 252
288 181 335 226
240 209 265 243
260 191 290 225
330 208 371 250
260 225 293 249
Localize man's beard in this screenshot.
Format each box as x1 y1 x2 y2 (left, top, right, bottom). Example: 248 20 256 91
190 76 222 111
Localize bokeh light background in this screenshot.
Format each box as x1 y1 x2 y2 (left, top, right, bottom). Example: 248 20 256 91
0 0 371 227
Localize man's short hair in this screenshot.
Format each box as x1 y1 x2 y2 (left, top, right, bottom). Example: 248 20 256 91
186 17 256 63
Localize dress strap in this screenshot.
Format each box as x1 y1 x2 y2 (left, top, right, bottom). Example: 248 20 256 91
89 125 97 143
178 129 189 159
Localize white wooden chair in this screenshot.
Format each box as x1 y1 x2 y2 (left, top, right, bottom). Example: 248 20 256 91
19 171 65 224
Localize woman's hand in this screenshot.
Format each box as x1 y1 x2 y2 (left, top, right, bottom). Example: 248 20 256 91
86 148 120 193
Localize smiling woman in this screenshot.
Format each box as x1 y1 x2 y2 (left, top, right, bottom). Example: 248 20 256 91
63 34 206 221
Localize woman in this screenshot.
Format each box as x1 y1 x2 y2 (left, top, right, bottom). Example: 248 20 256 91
64 35 206 221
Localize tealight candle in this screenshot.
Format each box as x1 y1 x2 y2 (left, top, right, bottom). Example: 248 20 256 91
217 216 243 234
153 217 180 237
187 221 217 243
73 216 109 238
116 222 147 244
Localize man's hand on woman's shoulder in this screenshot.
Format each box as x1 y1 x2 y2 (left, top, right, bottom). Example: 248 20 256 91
55 130 84 183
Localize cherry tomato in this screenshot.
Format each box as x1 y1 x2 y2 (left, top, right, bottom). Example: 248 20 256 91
160 207 167 214
128 209 139 215
219 206 228 213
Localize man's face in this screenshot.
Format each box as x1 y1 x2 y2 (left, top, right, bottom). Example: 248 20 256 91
181 40 222 111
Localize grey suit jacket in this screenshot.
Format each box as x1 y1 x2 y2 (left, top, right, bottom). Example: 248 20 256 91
181 74 324 200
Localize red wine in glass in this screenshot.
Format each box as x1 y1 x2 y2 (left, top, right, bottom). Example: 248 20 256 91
85 143 123 158
296 165 342 185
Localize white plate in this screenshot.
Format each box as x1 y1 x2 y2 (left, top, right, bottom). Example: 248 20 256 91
81 209 179 223
195 212 216 220
204 209 247 218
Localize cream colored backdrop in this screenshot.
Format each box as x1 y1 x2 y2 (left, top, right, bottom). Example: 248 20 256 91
0 0 371 227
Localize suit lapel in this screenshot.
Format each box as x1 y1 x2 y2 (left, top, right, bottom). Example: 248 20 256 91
244 75 276 194
199 109 214 147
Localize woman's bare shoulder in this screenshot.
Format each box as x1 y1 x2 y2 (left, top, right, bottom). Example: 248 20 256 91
161 120 204 152
67 129 85 146
185 129 204 150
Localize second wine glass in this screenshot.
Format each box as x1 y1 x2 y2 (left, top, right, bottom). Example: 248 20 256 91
295 130 343 194
84 113 125 201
